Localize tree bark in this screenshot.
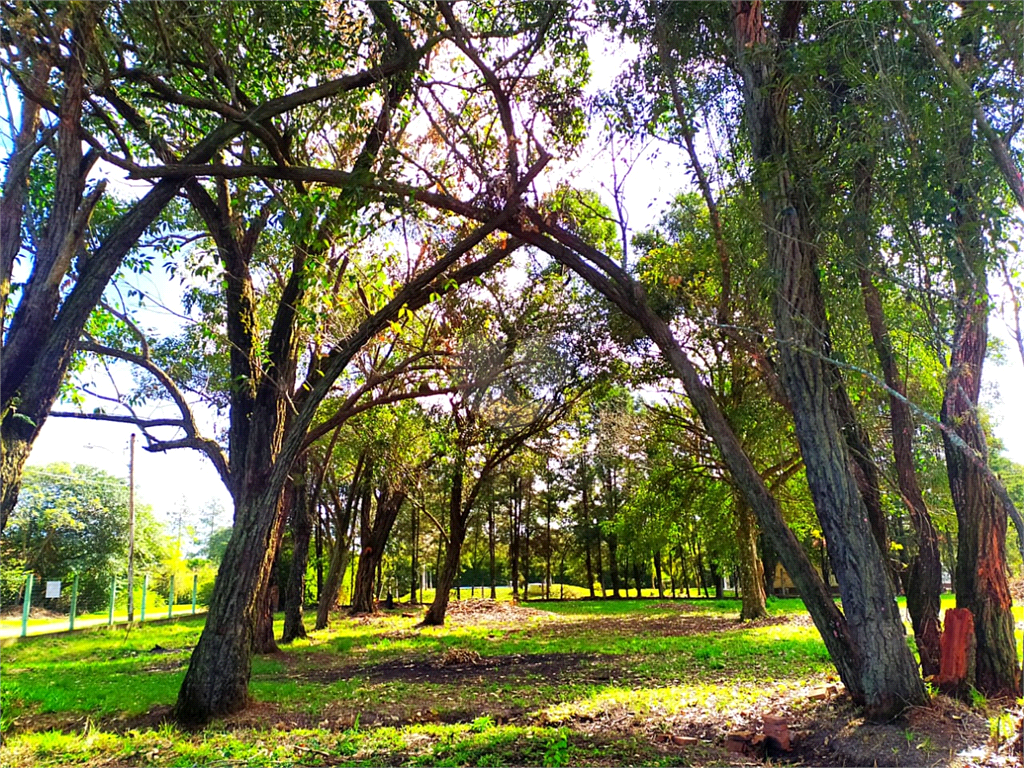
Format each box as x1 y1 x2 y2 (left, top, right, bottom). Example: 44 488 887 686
523 493 531 600
315 454 364 630
411 503 419 604
422 456 466 626
173 485 287 724
736 497 768 620
654 550 665 598
351 483 407 614
855 184 942 676
509 475 521 600
282 468 312 643
607 533 620 598
938 32 1021 696
488 498 497 600
545 497 553 599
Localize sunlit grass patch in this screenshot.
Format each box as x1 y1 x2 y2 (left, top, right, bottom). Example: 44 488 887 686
540 678 808 725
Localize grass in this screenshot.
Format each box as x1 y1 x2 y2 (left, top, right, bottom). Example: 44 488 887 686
0 594 1012 766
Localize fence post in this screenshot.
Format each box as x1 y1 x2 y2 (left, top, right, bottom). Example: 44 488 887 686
168 575 175 618
108 575 116 625
141 574 149 621
21 573 33 638
69 574 79 631
191 573 198 614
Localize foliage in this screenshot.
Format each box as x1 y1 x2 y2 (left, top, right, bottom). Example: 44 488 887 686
1 464 167 611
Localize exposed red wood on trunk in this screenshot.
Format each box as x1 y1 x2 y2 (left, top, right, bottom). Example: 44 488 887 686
936 607 976 698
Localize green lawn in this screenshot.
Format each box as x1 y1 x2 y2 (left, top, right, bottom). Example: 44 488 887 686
0 596 1010 766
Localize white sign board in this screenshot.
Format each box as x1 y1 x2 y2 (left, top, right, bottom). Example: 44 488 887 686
45 580 61 599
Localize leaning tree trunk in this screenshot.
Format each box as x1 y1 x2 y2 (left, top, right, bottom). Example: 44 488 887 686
315 455 364 630
173 483 287 724
282 469 312 643
858 227 942 677
736 497 768 620
351 485 407 614
730 0 925 719
316 532 348 630
832 381 896 587
423 459 466 626
507 217 867 705
254 497 289 656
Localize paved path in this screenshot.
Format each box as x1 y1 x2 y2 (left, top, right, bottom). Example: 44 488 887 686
0 607 204 638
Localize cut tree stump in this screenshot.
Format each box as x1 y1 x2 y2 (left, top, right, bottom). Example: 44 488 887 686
762 714 791 752
936 607 976 699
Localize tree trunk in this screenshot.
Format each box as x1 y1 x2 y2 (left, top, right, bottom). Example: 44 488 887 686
857 214 942 676
585 541 595 598
736 498 768 620
508 210 868 705
254 511 287 655
173 486 287 724
943 298 1020 697
488 498 497 600
411 504 419 604
761 535 777 597
315 506 324 604
694 540 709 598
282 469 312 643
668 548 677 597
654 550 664 598
632 556 643 598
730 0 926 718
546 498 552 599
607 533 620 598
523 494 531 600
351 484 407 614
315 454 364 630
423 457 466 626
595 537 605 597
253 582 280 655
509 475 521 600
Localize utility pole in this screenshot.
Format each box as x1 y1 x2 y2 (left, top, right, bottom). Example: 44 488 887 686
127 433 136 622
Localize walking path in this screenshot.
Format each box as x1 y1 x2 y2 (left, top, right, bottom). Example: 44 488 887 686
0 607 204 639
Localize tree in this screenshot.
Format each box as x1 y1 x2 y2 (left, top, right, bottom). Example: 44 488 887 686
421 262 602 624
0 2 414 529
1 463 166 610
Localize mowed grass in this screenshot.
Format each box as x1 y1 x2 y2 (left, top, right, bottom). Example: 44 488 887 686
0 594 994 767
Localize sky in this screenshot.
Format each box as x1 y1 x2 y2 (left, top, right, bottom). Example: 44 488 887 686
18 30 1024 536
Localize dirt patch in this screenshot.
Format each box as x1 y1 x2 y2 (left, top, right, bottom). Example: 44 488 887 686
538 613 787 640
288 650 604 687
792 694 1002 767
560 687 1014 767
443 598 553 626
